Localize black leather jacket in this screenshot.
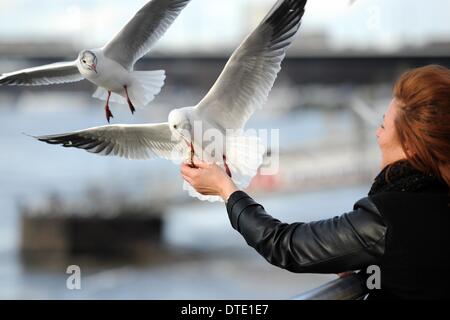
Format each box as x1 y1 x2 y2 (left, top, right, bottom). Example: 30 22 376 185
226 191 387 274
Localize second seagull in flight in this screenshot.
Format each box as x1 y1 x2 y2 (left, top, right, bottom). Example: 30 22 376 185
0 0 191 123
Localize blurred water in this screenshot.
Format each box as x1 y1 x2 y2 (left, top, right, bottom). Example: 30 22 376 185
0 185 369 300
0 97 373 299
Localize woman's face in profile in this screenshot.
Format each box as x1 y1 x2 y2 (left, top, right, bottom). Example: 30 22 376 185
376 98 407 168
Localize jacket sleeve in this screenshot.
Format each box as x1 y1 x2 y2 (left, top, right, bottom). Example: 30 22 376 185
226 191 387 274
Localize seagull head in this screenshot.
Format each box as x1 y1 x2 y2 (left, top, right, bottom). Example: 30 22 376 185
78 50 98 74
168 109 192 143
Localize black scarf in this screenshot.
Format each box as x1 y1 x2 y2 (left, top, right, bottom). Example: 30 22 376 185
368 161 448 196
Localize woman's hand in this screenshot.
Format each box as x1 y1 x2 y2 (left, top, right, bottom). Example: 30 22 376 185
180 158 239 202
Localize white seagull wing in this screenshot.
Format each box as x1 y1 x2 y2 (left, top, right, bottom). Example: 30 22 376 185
103 0 191 70
0 61 83 86
195 0 306 130
34 123 185 161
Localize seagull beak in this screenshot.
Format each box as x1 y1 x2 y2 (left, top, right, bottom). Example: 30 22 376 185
90 64 98 73
179 132 192 146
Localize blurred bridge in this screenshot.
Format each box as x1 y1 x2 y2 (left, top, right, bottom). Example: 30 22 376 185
2 54 450 94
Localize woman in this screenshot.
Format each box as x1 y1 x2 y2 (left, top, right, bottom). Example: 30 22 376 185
181 65 450 300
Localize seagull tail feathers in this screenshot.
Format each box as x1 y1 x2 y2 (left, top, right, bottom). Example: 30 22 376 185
129 70 166 108
225 133 266 190
92 70 166 108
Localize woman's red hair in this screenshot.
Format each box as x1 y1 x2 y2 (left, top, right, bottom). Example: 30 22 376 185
393 64 450 188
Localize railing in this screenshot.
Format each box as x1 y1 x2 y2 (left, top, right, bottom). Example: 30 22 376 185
292 273 368 300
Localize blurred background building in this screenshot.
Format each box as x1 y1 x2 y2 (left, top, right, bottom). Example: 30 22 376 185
0 0 449 299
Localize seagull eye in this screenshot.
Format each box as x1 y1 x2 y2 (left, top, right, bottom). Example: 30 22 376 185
174 125 178 129
82 60 86 63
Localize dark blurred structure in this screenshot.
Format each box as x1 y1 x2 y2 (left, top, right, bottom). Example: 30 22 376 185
2 54 449 98
20 195 166 269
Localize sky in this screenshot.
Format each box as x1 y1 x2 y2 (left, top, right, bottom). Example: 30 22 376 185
0 0 449 53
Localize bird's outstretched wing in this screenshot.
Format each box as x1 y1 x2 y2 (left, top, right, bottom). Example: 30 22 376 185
33 123 185 161
196 0 306 130
103 0 191 70
0 61 83 86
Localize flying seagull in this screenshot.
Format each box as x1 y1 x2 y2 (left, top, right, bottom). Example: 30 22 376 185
0 0 191 123
33 0 307 202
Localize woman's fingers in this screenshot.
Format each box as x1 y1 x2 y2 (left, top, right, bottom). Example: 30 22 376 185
182 174 193 185
192 157 209 169
181 163 197 176
180 160 232 198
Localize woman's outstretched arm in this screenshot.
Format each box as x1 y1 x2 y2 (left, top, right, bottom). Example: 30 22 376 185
226 191 386 273
181 160 387 274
